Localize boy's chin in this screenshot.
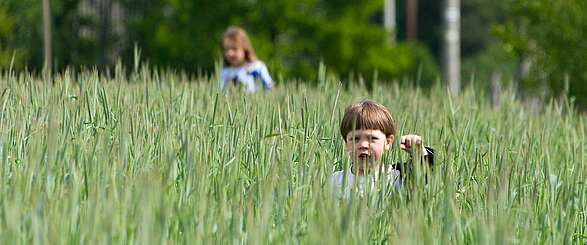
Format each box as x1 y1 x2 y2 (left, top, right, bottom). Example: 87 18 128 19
354 160 378 169
355 157 375 164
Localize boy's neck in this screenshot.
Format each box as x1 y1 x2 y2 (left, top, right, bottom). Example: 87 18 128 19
351 163 381 176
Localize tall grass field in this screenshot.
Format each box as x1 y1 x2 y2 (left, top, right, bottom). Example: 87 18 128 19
0 68 585 244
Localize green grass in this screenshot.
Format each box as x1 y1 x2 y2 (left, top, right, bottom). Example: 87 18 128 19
0 68 585 244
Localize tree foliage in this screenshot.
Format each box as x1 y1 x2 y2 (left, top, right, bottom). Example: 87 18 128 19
1 0 106 70
0 0 440 85
3 0 587 108
496 0 587 106
0 2 27 68
125 0 438 84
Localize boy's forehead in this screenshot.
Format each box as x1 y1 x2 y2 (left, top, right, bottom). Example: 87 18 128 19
346 129 386 137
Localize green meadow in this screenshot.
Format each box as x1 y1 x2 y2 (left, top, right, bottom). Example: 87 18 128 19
0 68 585 244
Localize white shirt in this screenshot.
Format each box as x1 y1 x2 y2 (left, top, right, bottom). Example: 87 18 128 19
220 60 273 93
329 166 402 200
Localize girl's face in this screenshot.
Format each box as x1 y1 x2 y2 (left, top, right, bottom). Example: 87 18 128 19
223 39 246 67
345 129 393 175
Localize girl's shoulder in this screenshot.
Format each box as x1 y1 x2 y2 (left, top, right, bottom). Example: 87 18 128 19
222 66 239 73
246 60 267 70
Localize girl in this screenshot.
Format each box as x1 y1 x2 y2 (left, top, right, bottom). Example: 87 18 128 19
220 26 273 93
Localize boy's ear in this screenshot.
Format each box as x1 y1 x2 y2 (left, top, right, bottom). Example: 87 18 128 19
385 135 394 150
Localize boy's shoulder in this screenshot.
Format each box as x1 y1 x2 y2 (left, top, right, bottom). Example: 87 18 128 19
330 170 348 185
330 167 400 182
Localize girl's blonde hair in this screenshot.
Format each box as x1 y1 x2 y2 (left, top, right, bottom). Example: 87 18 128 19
221 26 257 66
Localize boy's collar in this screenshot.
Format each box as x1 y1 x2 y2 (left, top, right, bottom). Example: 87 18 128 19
351 163 383 176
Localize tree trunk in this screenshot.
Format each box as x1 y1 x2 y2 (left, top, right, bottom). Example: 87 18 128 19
490 71 502 108
384 0 396 43
406 0 418 41
42 0 52 74
443 0 460 95
515 54 531 82
99 0 112 66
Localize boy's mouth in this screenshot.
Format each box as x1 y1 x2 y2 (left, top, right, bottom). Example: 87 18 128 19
358 153 370 161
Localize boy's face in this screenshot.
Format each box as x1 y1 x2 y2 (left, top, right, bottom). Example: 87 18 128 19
223 40 246 67
345 129 394 174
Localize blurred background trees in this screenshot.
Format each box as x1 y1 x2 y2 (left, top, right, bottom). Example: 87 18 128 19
1 0 586 108
494 0 587 107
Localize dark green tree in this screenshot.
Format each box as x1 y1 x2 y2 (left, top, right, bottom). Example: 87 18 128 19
0 1 37 69
123 0 438 84
3 0 440 85
495 0 587 107
123 0 244 72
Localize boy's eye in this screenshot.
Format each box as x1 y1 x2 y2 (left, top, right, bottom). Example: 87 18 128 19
366 136 378 142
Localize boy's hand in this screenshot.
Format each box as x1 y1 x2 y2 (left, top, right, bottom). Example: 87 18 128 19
399 134 427 156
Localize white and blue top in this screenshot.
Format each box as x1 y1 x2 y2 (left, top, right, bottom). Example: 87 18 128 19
330 147 434 200
220 60 273 93
329 166 402 200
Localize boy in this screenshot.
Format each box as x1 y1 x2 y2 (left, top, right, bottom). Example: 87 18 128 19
330 100 434 199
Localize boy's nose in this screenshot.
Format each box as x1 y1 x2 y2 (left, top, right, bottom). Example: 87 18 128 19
358 140 370 149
